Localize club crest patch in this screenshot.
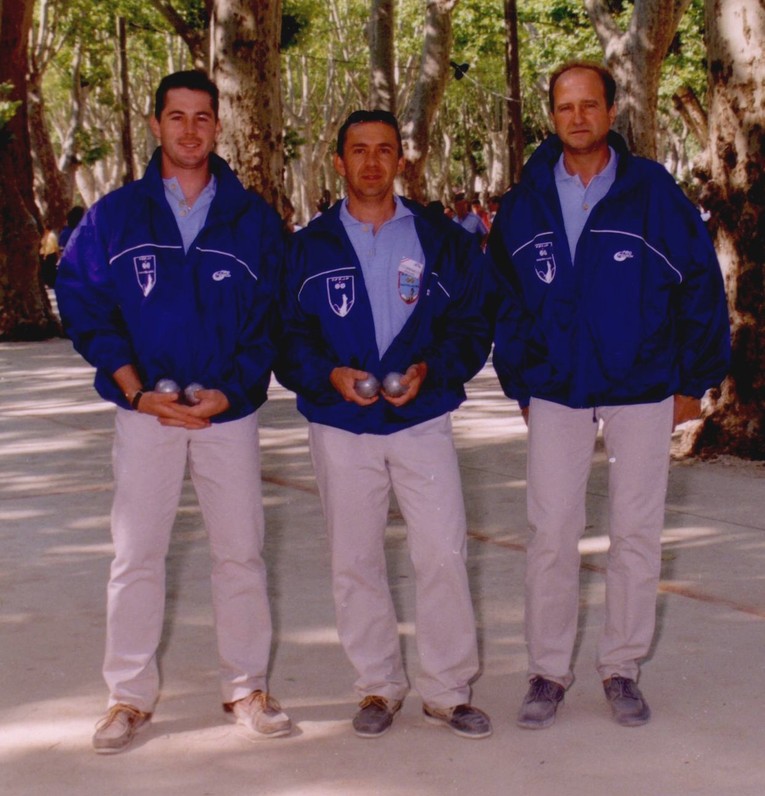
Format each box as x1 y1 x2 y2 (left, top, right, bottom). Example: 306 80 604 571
398 256 424 304
134 254 157 296
534 241 556 284
327 275 355 317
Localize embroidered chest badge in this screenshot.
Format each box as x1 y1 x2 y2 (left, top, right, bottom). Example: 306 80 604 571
134 254 157 296
534 241 556 284
398 256 424 304
327 275 355 317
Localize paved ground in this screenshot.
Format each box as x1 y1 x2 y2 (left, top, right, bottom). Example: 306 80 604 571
1 336 764 796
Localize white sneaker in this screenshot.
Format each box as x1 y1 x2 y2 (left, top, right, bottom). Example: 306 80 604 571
92 704 151 754
224 690 292 737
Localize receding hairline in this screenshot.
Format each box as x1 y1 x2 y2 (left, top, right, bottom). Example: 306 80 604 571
548 61 616 111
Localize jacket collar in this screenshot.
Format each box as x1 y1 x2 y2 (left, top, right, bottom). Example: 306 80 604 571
140 149 250 218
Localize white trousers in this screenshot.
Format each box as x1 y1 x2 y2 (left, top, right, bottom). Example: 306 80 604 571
309 415 479 709
104 409 272 712
525 397 674 688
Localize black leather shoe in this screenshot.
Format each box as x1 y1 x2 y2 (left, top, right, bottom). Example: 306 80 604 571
352 695 402 738
517 676 565 729
603 676 651 726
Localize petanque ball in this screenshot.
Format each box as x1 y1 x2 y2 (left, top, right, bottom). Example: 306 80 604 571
354 374 381 398
155 378 180 394
184 382 204 405
382 371 407 397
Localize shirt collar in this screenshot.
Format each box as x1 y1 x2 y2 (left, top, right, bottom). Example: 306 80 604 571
339 194 413 228
162 175 217 208
554 146 618 186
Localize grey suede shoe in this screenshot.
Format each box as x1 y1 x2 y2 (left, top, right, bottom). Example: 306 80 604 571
423 703 493 739
603 675 651 726
352 695 402 738
517 676 565 729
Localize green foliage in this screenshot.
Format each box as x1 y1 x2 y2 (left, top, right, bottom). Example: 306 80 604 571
0 83 22 132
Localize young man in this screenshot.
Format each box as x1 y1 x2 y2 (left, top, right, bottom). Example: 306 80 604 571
56 71 290 753
275 110 493 740
489 62 730 729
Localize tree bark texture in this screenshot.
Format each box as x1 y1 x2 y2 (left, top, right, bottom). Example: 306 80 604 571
504 0 523 186
401 0 458 202
368 0 396 112
585 0 690 158
118 16 136 185
684 0 765 459
0 0 59 340
672 84 709 149
212 0 285 210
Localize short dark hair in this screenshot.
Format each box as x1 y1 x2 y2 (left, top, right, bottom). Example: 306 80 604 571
154 70 219 120
548 61 616 111
336 110 403 157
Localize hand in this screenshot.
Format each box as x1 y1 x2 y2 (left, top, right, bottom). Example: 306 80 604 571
673 394 701 429
330 366 379 406
382 362 427 407
143 388 231 429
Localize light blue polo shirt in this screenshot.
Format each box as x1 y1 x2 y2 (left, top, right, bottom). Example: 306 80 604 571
554 147 618 261
340 196 425 358
162 175 217 253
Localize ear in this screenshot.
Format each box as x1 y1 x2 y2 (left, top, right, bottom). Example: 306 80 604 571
608 103 617 126
149 115 161 141
333 152 346 178
396 155 405 176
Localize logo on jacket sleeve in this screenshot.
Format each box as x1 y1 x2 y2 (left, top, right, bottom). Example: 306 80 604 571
613 250 634 262
213 270 232 281
327 275 355 317
534 241 556 284
134 255 157 296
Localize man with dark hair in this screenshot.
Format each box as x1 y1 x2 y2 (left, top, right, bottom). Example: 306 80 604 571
276 110 493 740
56 70 290 754
490 61 729 729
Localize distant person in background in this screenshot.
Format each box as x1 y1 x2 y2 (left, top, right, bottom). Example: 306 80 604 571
453 191 488 245
58 205 86 251
488 195 501 225
39 227 60 288
471 198 491 231
311 188 331 221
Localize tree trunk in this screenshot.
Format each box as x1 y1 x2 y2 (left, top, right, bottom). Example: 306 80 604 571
368 0 396 112
400 0 458 203
118 16 135 185
503 0 523 186
211 0 284 209
672 84 708 149
0 0 59 340
149 0 210 69
682 0 765 459
585 0 691 158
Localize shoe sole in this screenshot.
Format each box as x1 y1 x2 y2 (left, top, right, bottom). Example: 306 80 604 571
611 712 651 727
423 713 493 739
516 714 556 730
228 715 293 739
353 724 393 739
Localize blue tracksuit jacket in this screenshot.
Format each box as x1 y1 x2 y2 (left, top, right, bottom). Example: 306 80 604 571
274 198 493 434
488 132 730 408
55 150 283 422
